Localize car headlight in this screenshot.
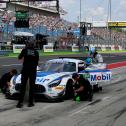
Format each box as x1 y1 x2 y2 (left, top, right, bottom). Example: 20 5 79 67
48 79 61 88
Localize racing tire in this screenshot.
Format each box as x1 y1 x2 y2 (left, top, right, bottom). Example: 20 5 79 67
93 85 100 92
99 86 102 91
93 85 103 92
63 79 74 100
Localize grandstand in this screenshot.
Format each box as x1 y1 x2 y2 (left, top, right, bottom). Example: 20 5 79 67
0 1 79 50
0 2 77 36
0 1 126 51
90 21 126 50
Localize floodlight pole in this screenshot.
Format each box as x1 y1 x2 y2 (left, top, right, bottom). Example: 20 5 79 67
80 0 82 23
56 0 59 13
109 0 112 50
79 0 82 51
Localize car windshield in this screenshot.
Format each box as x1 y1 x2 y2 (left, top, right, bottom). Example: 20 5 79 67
40 62 76 72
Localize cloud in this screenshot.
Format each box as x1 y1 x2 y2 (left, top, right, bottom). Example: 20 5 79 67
120 0 126 6
112 0 126 20
89 6 105 16
60 0 76 8
84 6 107 21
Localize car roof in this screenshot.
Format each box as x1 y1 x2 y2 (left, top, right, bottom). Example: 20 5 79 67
47 58 84 64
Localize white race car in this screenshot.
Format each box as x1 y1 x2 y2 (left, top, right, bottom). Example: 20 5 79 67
7 58 112 101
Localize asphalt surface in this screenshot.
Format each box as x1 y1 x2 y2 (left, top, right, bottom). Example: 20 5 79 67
0 53 126 126
0 66 126 126
0 53 126 75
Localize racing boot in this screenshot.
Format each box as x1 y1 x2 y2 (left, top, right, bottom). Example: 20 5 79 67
28 103 35 107
88 93 93 101
16 102 23 108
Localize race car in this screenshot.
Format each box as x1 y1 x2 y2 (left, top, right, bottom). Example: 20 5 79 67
7 58 112 100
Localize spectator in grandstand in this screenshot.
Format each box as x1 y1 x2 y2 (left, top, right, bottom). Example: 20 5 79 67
0 69 18 94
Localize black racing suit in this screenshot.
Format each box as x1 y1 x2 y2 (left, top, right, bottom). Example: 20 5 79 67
74 75 93 101
0 72 12 94
18 47 39 104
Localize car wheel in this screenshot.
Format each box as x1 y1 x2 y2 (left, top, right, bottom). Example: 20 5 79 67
99 86 102 91
63 79 74 100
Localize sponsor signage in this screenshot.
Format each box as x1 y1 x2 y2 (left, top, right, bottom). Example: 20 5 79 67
16 11 28 20
0 3 6 8
81 71 111 83
90 74 111 82
0 0 56 2
13 44 25 53
43 45 54 52
108 22 126 27
54 86 64 90
0 50 11 56
72 46 79 52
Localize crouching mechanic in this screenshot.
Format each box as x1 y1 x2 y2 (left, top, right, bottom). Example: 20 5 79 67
0 69 18 94
72 73 93 101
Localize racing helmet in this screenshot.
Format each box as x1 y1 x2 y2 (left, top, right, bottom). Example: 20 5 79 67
85 57 92 65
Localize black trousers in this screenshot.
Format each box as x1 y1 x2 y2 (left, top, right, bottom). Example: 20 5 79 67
18 69 36 104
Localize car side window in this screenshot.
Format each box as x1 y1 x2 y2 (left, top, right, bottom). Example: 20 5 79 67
63 62 76 72
78 62 85 72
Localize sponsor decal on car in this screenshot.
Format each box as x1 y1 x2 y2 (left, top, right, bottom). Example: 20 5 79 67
90 73 111 81
53 86 64 91
82 73 90 79
80 69 111 82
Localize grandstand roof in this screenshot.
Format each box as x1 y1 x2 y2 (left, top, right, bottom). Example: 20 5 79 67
10 2 66 15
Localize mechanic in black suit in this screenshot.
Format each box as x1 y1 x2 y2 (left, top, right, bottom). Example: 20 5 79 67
72 73 93 101
0 69 17 94
16 42 39 108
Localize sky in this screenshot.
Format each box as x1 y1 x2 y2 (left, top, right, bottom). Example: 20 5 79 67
60 0 126 23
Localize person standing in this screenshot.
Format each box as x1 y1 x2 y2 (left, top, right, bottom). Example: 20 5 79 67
16 42 39 108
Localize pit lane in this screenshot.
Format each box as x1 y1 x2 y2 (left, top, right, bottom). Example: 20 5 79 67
0 54 126 126
0 53 126 75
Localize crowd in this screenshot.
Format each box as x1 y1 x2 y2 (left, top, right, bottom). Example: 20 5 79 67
29 14 78 31
91 28 126 44
0 10 78 38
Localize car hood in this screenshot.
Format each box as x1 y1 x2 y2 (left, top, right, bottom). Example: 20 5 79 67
15 71 71 86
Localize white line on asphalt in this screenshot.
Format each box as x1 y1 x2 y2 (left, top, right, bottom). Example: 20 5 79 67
69 105 91 117
2 64 22 67
102 96 111 101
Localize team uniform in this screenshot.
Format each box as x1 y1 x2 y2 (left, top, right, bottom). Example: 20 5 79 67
17 46 39 108
74 75 93 101
0 72 12 94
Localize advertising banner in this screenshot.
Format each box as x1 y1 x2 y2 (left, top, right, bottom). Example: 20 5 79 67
43 45 54 52
108 22 126 27
0 3 6 8
72 46 79 52
13 44 25 53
